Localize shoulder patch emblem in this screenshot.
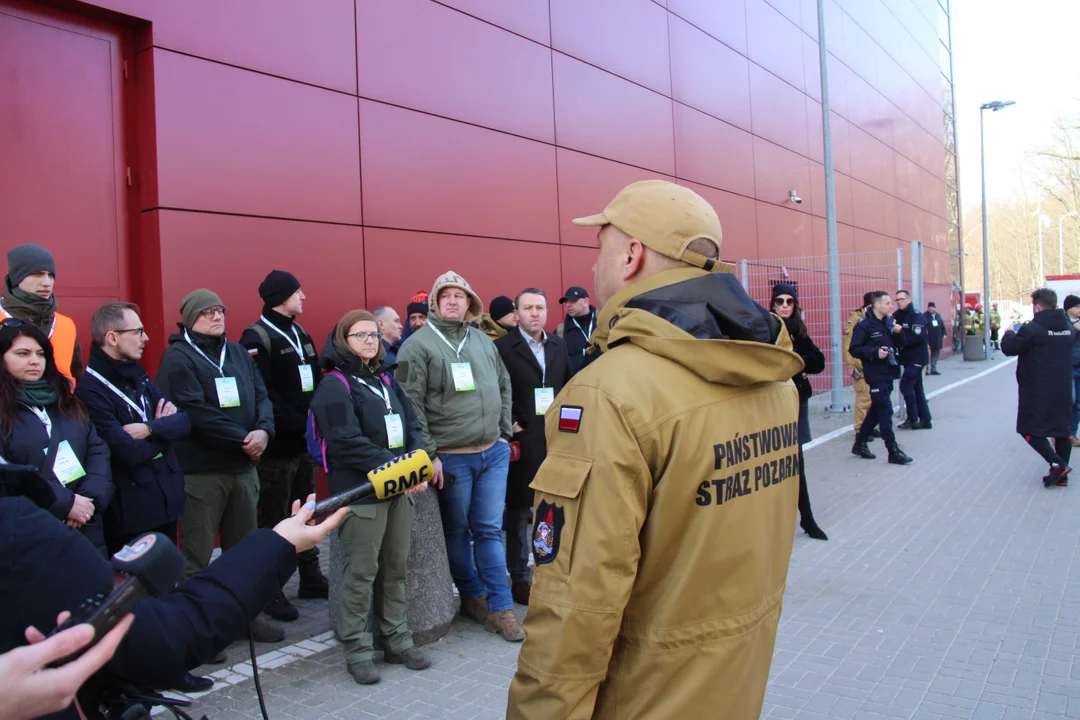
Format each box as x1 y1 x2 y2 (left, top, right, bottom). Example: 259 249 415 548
914 324 923 335
558 406 583 433
533 501 564 565
247 348 259 356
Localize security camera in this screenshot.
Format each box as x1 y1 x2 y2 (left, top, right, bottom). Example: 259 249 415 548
789 190 803 204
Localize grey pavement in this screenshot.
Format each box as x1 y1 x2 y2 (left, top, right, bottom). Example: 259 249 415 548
178 352 1080 719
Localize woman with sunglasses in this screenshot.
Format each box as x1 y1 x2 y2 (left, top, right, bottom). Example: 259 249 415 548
309 310 430 685
0 321 113 554
771 284 828 541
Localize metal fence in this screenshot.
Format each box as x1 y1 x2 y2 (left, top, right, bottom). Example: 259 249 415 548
738 246 923 400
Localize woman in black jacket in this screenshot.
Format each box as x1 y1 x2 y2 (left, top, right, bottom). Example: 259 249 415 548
771 284 828 540
309 310 430 685
0 321 112 554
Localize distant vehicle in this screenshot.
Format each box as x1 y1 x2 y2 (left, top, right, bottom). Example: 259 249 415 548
1045 275 1080 302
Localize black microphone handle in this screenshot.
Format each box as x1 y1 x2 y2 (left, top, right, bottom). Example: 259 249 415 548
311 481 376 522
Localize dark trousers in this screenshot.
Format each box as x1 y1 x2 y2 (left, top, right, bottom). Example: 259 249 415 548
1072 375 1080 437
797 446 816 523
900 365 931 424
503 503 532 584
856 380 896 445
928 348 941 373
990 328 999 350
106 520 179 558
1024 435 1073 469
257 453 320 574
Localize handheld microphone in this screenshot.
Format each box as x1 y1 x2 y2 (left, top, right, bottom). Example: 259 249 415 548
312 449 433 521
47 532 184 666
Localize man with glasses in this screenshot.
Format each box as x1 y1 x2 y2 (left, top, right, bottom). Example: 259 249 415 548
156 289 283 645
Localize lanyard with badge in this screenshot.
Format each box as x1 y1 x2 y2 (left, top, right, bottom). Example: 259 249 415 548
530 335 555 415
571 314 594 356
28 405 86 486
85 368 165 460
185 330 241 408
260 315 315 392
359 377 404 449
428 324 475 392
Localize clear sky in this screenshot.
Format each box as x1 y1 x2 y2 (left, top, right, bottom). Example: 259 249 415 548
952 0 1080 210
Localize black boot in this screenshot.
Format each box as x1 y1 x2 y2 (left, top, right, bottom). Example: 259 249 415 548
917 420 932 429
168 672 214 693
297 561 330 600
800 517 829 540
852 439 876 459
897 420 916 429
870 428 882 439
887 444 913 465
265 590 299 622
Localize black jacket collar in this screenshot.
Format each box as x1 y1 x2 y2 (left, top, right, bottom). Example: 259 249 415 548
87 344 147 390
261 307 295 333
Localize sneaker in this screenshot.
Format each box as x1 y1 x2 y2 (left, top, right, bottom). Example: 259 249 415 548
1049 465 1071 487
459 595 489 624
297 567 330 599
264 591 299 622
384 647 431 671
511 581 531 606
851 440 876 460
167 672 214 693
248 617 285 644
348 660 380 685
485 609 526 642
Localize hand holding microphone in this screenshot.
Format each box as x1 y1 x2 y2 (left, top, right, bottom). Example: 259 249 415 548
311 450 435 521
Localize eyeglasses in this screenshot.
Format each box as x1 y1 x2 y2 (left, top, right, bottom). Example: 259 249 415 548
774 298 796 307
348 331 383 343
112 327 146 336
199 306 227 319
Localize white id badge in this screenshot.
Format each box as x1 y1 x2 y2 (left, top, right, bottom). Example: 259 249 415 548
534 387 555 415
451 362 476 392
385 414 405 449
931 319 939 327
215 377 241 408
299 365 315 392
53 440 87 486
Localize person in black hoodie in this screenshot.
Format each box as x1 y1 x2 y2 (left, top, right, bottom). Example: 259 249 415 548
0 321 112 554
239 271 328 621
556 286 597 375
771 284 827 541
309 309 430 685
155 289 282 644
1001 288 1076 487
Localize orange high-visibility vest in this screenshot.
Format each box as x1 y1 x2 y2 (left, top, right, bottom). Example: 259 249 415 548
51 313 78 387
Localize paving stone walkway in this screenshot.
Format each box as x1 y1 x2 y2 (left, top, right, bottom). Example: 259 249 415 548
177 353 1080 719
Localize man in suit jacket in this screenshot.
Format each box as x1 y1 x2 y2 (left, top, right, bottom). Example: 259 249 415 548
494 288 572 606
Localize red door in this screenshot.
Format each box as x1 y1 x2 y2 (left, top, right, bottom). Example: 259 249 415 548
0 0 131 342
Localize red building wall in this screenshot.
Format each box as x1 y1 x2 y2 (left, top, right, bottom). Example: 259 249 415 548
1 0 957 367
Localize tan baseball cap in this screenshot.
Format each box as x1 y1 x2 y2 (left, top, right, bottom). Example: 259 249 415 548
572 180 731 272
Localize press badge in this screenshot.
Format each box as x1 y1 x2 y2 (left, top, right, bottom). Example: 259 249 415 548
451 362 476 392
931 319 939 327
52 440 87 486
299 365 315 392
215 377 241 408
385 414 404 449
534 387 555 415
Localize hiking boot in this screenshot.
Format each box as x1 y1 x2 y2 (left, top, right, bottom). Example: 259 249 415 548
800 518 828 541
897 420 916 430
511 581 531 606
852 440 876 460
384 647 431 671
264 591 299 622
348 660 380 685
887 445 913 465
248 617 285 643
459 595 489 624
485 609 526 642
297 566 330 599
870 429 882 439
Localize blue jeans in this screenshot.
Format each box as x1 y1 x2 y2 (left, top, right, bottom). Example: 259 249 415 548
1072 375 1080 437
439 442 513 613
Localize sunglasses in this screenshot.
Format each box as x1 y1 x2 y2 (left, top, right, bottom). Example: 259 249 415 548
773 297 796 307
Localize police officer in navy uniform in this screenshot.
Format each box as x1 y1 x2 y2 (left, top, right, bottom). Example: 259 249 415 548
849 291 913 464
893 290 932 430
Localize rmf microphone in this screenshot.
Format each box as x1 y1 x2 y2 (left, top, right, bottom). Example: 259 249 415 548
312 449 434 521
48 532 185 666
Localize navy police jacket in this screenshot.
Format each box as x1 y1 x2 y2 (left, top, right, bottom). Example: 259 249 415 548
849 311 901 384
892 305 930 366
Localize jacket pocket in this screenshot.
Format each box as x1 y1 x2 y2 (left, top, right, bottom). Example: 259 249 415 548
349 504 378 520
529 453 592 578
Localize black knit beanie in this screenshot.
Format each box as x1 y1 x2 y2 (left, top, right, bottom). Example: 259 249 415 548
258 270 301 309
489 296 516 322
406 290 429 317
771 282 798 303
1065 295 1080 312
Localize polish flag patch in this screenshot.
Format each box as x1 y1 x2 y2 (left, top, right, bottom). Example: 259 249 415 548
247 348 259 356
558 406 583 434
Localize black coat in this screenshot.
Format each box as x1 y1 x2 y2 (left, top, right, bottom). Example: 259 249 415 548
309 351 424 499
1001 309 1075 437
0 496 296 719
786 323 825 402
849 312 901 384
75 346 190 542
893 305 930 365
239 311 321 458
561 307 597 376
155 329 275 474
1 400 113 553
925 311 946 350
494 329 572 506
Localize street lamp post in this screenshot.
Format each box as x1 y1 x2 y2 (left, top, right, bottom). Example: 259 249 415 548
1035 185 1053 279
979 100 1015 360
1060 210 1078 275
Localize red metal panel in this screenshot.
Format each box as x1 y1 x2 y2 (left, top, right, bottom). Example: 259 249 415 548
756 201 813 258
753 137 812 214
668 15 752 132
746 0 806 92
357 0 554 143
552 53 675 175
841 11 878 88
668 0 748 56
749 63 809 158
830 112 852 176
678 180 759 262
550 0 670 95
847 125 883 190
556 149 675 248
833 172 855 227
803 35 822 102
365 228 564 331
806 98 824 164
153 50 362 224
808 162 825 219
765 0 803 28
559 246 600 308
674 104 755 198
360 100 558 243
881 193 900 239
851 180 885 236
434 0 551 46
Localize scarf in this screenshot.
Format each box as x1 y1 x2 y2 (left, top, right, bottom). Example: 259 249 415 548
2 276 57 333
88 344 145 390
17 379 58 407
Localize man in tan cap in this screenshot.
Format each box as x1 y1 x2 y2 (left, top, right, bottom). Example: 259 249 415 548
506 180 803 719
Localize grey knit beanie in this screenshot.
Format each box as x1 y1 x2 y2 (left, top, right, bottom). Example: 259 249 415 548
7 244 56 288
180 288 225 329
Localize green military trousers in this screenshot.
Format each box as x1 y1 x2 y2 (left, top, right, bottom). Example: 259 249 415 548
179 467 260 581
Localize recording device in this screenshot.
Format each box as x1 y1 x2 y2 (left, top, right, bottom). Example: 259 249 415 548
48 532 184 666
312 449 433 521
884 347 899 367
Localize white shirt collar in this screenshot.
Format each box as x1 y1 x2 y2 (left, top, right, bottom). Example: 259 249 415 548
520 326 546 347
